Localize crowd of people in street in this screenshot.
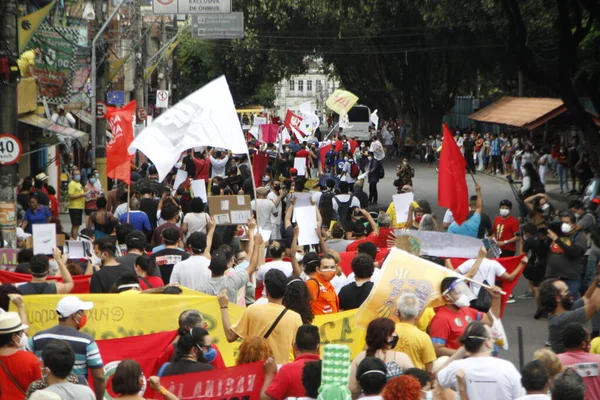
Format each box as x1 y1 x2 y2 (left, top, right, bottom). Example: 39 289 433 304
1 118 600 400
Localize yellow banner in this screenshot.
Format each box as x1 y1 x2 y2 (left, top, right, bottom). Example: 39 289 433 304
18 1 56 54
326 89 359 115
355 248 462 329
14 291 367 366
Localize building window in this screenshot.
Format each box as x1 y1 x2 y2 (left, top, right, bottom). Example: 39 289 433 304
289 80 295 91
298 80 304 92
307 80 312 92
316 79 322 91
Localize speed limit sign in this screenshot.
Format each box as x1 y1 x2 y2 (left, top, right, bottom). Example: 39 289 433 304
0 134 22 166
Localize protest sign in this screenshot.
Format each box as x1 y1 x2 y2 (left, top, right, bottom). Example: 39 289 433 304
172 169 188 195
295 206 319 245
392 193 414 224
65 240 91 259
293 157 306 176
32 223 56 255
208 195 251 225
394 229 482 259
191 179 208 202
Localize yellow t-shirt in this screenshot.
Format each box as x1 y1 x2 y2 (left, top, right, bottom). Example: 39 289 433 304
417 307 435 332
68 180 85 209
232 302 303 365
17 50 36 77
394 321 437 369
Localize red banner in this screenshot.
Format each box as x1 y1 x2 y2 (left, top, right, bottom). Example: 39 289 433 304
159 361 265 400
0 269 91 293
449 255 525 317
95 330 178 398
284 110 305 137
106 100 137 185
259 124 279 143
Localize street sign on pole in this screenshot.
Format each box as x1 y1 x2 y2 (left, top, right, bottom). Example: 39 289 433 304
191 13 244 40
0 134 22 166
137 107 148 121
153 0 231 14
156 90 169 108
96 102 106 119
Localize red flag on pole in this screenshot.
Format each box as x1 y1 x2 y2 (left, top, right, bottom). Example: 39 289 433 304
438 123 469 225
284 110 305 137
105 100 137 185
319 143 332 172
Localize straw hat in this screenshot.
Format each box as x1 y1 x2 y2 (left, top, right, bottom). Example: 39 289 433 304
0 311 28 334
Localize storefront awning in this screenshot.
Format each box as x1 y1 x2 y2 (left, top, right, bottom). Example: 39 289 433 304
468 97 567 130
18 114 89 145
72 110 93 125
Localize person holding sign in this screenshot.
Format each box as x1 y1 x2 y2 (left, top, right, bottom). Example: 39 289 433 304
18 249 74 295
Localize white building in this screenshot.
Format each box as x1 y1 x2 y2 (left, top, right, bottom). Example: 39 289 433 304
273 58 340 120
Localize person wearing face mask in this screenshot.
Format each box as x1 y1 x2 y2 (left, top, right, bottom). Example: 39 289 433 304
544 213 587 297
366 151 381 204
267 182 287 240
27 339 95 399
429 277 502 357
89 237 130 293
538 277 600 354
437 321 524 400
161 327 215 376
29 296 106 399
67 167 89 240
492 199 520 257
556 322 600 398
349 318 414 396
305 254 339 315
84 172 102 217
0 312 41 400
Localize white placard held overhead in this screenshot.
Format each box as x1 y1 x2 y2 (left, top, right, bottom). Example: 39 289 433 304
156 90 169 108
253 117 267 126
191 179 208 202
295 206 319 246
393 193 414 224
32 224 56 255
65 240 91 259
172 169 188 195
294 157 306 176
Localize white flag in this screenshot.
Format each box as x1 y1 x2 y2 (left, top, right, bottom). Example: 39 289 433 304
128 76 247 180
370 109 379 128
339 113 353 129
299 101 313 115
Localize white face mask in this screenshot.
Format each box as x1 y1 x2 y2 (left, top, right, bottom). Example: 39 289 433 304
454 293 471 308
542 203 550 211
295 253 304 262
367 157 373 161
499 209 510 217
561 223 572 234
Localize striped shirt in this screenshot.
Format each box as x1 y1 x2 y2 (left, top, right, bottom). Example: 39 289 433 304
29 325 103 377
490 138 503 156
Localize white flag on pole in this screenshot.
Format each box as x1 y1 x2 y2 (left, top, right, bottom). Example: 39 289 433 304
370 109 379 128
128 76 247 180
339 113 353 129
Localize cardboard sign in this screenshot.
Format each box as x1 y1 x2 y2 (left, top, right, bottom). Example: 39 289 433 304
208 195 251 225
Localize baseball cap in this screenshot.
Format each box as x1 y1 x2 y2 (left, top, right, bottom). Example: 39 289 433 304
290 168 298 175
56 296 94 318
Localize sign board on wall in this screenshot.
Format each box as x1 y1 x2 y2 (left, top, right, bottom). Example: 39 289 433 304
191 13 244 39
153 0 231 14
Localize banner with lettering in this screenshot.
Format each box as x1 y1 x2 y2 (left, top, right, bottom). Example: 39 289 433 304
325 89 359 115
14 293 367 365
0 269 90 293
0 249 19 271
159 361 265 400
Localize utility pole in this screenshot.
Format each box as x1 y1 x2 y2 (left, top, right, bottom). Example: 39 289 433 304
0 0 19 248
134 0 145 108
159 17 167 91
171 17 179 104
94 0 109 190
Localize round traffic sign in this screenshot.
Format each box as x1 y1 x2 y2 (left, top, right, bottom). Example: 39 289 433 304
157 91 168 101
137 107 147 121
0 134 22 166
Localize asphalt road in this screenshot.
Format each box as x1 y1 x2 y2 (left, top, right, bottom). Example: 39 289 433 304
59 156 566 367
374 156 567 367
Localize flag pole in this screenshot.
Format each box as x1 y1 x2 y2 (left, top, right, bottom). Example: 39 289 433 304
126 183 131 223
245 148 259 228
324 122 339 141
469 171 478 185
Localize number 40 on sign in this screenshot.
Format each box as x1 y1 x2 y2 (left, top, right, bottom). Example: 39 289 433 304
0 134 22 166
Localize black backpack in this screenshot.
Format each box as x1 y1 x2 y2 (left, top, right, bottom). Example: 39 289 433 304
376 163 385 179
318 191 336 226
334 194 355 223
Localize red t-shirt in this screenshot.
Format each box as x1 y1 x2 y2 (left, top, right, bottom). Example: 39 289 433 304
376 227 394 248
0 351 42 400
193 158 210 181
138 275 164 290
429 306 482 350
265 353 321 399
492 216 519 252
345 232 379 252
295 150 311 167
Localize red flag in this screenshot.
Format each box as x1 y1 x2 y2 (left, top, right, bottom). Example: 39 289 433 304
94 330 177 398
259 124 279 143
160 361 265 400
0 269 91 293
438 123 469 225
252 151 269 188
106 100 137 185
319 143 332 172
449 255 525 317
284 110 305 137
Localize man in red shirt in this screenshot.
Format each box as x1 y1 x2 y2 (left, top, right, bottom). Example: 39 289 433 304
492 199 520 257
429 277 501 357
295 143 311 170
260 324 321 400
191 150 210 181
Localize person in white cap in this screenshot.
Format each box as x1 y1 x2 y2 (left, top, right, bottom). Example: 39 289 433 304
0 311 41 399
29 296 106 400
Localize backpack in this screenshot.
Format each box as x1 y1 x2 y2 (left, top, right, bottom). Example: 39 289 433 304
334 194 355 223
350 162 359 179
318 191 336 225
325 150 337 167
376 163 385 179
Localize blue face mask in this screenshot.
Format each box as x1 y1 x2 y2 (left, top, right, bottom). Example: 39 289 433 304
74 175 81 182
203 346 217 363
89 177 97 184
